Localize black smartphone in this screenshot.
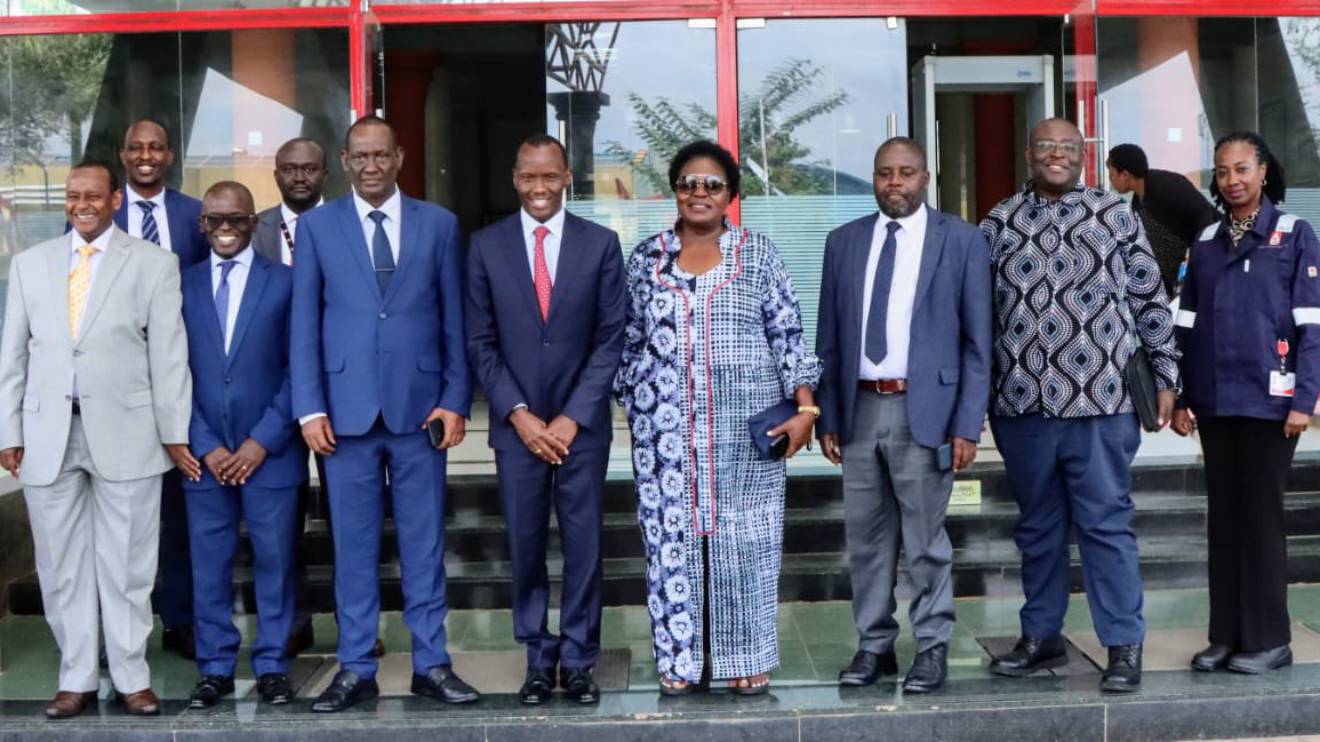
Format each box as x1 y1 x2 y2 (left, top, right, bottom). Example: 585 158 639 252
427 417 446 447
769 434 790 460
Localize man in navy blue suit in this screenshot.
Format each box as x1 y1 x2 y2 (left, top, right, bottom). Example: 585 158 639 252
291 116 475 712
466 134 625 705
117 117 211 660
816 137 992 694
179 181 304 708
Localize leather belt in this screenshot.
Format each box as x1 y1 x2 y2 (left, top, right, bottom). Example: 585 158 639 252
71 401 81 415
858 379 908 395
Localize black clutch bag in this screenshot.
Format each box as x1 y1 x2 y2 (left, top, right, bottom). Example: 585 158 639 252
1124 346 1160 432
748 399 797 460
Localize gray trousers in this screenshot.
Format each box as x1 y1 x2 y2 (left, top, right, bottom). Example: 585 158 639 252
842 392 955 653
24 417 161 693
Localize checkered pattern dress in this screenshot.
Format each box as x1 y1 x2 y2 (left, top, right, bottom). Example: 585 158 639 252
615 224 821 682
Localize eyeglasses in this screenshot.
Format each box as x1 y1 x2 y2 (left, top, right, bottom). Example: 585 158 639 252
1031 140 1084 157
200 213 257 230
347 152 395 168
278 164 323 178
674 174 727 196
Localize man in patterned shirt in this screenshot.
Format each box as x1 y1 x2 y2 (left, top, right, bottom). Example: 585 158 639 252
979 118 1180 694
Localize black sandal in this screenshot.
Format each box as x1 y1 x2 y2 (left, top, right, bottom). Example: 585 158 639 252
659 675 698 696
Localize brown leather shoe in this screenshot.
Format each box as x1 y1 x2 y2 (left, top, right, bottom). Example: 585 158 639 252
118 688 161 716
45 690 98 719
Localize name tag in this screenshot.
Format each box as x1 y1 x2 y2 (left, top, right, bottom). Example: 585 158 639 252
1270 371 1297 397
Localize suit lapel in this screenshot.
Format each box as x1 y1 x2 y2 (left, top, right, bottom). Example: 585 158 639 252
113 194 129 231
912 208 946 312
502 215 544 325
383 197 418 305
336 197 381 300
188 263 227 361
226 258 268 368
848 213 880 338
74 230 132 347
545 214 586 326
47 240 72 344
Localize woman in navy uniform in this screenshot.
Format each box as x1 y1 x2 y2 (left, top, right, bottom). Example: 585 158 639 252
1172 131 1320 674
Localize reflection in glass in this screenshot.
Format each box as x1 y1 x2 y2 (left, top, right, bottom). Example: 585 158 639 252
1263 18 1320 222
9 0 345 14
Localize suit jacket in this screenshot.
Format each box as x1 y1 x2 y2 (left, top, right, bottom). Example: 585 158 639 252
251 205 286 265
181 253 306 490
0 228 192 485
466 211 626 452
113 188 211 269
290 193 471 436
816 207 993 449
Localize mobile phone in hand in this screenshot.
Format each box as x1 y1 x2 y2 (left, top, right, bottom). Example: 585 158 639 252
427 417 445 447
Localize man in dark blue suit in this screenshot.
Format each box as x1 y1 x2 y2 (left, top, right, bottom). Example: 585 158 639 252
291 116 475 712
816 138 992 694
179 182 304 708
466 135 625 706
118 118 210 659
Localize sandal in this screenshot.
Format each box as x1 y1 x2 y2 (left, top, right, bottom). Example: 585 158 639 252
730 673 770 696
659 675 698 696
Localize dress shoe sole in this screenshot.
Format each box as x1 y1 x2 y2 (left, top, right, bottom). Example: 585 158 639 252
902 680 944 694
989 653 1068 677
188 698 218 709
1228 656 1293 674
263 695 292 705
1191 657 1230 672
568 692 600 704
311 689 378 713
1100 679 1141 694
411 686 478 705
838 663 899 687
519 693 551 705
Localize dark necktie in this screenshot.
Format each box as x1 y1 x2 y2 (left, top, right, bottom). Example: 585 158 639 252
215 260 237 348
368 210 394 294
864 221 903 365
138 201 160 245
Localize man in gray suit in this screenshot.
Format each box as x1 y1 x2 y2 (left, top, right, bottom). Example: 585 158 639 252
252 138 326 266
816 138 993 694
0 161 197 719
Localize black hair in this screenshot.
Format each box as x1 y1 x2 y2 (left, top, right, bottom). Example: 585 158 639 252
276 137 327 166
1209 131 1286 209
123 117 174 151
515 133 569 170
1107 143 1149 178
71 159 120 194
345 115 396 150
875 136 928 171
668 140 740 199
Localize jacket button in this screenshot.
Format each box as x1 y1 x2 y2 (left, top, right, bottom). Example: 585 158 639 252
542 340 551 346
379 312 387 320
64 394 71 401
225 377 232 384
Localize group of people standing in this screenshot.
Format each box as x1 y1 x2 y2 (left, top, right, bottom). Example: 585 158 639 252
0 110 1316 720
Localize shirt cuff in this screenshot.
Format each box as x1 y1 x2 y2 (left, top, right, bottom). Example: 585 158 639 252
298 412 327 426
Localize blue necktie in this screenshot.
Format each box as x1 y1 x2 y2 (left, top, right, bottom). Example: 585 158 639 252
864 221 903 365
368 210 395 294
137 201 160 245
215 260 237 349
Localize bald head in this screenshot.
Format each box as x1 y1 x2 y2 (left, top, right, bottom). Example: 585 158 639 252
201 181 256 258
204 180 254 212
1026 117 1085 199
875 137 927 171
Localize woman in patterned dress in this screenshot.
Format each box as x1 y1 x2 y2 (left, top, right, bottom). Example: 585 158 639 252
615 141 822 695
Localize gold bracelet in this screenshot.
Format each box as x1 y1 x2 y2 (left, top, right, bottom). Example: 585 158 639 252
798 405 821 418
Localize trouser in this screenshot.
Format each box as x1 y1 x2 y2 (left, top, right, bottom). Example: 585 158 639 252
153 469 193 629
990 412 1145 646
1198 415 1299 652
495 445 608 670
841 392 956 653
25 416 161 692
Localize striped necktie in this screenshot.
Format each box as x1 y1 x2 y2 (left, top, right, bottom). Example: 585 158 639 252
68 245 97 338
137 201 160 245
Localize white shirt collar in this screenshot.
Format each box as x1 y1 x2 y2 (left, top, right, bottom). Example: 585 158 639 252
210 244 255 270
126 185 167 209
69 224 114 255
877 202 927 235
352 188 402 225
520 206 566 240
280 198 323 226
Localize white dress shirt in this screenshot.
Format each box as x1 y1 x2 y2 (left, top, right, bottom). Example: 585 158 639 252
859 204 928 380
352 189 402 265
520 207 565 284
69 226 115 397
279 198 323 266
125 185 173 255
211 246 254 354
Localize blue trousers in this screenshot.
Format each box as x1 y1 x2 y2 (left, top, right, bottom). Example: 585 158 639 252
990 413 1145 646
324 420 450 678
186 484 298 677
154 469 193 629
495 445 607 670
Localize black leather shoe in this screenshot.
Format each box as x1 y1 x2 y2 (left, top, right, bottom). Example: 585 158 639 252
902 644 948 694
838 649 899 686
989 636 1068 677
519 667 555 705
256 673 293 705
162 626 196 661
411 665 479 704
560 667 600 705
1191 643 1234 672
1100 644 1142 693
1228 645 1293 674
187 675 235 709
311 670 379 712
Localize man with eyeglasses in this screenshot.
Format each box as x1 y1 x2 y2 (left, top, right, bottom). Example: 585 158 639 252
291 115 475 711
979 118 1181 693
179 181 304 708
465 134 625 705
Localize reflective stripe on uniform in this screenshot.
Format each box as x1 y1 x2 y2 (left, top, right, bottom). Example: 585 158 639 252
1199 223 1219 242
1175 309 1197 328
1278 214 1299 233
1293 307 1320 325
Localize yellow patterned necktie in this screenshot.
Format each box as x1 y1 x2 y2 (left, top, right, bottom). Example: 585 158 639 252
68 245 97 338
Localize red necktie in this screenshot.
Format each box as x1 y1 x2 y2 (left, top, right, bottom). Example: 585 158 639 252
533 225 552 322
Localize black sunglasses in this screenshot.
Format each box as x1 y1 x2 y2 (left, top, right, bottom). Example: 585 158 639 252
674 174 727 196
200 213 257 230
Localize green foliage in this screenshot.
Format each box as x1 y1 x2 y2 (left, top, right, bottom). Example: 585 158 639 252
1 33 113 169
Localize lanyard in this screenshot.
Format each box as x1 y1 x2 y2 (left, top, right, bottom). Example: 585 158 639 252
278 219 295 257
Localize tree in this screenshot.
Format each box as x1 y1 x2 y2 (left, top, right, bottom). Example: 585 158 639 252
1 33 112 171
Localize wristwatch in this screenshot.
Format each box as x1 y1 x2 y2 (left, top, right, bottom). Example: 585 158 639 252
798 405 821 418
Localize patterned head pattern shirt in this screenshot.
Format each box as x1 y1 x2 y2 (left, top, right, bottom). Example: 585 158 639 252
979 182 1181 418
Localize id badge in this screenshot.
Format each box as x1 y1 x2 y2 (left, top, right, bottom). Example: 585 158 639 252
1270 370 1297 397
